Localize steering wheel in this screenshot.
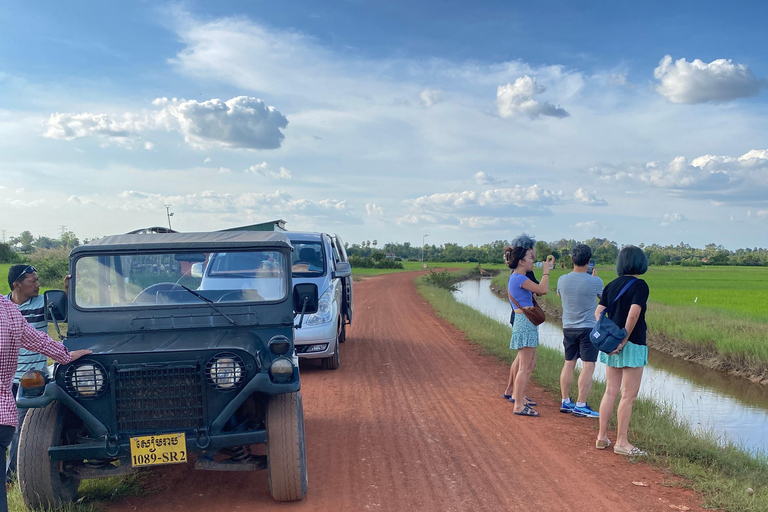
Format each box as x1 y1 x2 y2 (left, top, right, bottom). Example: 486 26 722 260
132 282 178 303
215 290 265 302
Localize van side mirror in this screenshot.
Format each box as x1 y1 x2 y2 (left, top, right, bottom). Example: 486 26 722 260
44 290 68 322
293 283 318 315
333 262 352 278
190 262 203 278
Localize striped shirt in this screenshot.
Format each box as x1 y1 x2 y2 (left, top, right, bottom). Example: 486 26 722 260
6 294 48 384
0 294 71 427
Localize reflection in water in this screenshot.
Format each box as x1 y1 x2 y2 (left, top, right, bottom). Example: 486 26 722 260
454 279 768 455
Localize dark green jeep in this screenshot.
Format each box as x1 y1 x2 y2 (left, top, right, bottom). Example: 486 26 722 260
16 231 317 508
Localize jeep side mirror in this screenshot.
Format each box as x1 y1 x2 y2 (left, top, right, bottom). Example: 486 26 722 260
44 290 68 322
190 262 203 278
333 262 352 278
293 283 318 315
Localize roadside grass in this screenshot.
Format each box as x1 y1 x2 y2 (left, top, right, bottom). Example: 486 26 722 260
417 274 768 512
353 261 505 278
492 266 768 364
7 471 148 512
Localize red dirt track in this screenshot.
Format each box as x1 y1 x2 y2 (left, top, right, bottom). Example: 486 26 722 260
109 272 706 512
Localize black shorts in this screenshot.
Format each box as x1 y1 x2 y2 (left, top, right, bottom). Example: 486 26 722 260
562 327 598 363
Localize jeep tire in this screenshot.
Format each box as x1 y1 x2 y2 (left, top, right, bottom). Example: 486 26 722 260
18 401 81 509
267 392 308 501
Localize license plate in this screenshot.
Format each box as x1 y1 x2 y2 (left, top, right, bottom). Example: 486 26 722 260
130 433 187 467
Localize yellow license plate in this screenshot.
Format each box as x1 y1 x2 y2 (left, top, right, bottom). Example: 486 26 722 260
130 433 187 467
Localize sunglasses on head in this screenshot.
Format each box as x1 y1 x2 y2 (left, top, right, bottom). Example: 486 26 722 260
14 266 37 283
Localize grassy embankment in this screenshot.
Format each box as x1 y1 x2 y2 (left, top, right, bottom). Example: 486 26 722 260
417 271 768 512
492 265 768 381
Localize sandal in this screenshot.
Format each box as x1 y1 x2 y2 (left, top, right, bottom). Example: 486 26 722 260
509 396 537 406
595 438 611 450
503 394 512 400
513 405 540 417
613 445 646 456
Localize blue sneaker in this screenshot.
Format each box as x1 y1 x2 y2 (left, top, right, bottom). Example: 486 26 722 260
572 404 599 418
560 400 575 413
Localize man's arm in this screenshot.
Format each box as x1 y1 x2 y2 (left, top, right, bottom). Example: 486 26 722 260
19 320 90 364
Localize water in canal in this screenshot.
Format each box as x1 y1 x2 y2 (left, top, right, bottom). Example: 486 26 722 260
454 279 768 456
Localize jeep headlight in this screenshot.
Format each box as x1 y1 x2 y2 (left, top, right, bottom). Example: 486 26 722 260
269 358 294 383
306 288 333 326
65 362 106 398
206 353 245 390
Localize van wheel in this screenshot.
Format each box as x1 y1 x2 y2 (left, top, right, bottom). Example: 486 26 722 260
321 339 340 370
18 401 81 509
267 392 308 501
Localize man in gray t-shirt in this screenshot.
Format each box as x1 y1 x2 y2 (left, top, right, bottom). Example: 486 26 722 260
556 245 603 418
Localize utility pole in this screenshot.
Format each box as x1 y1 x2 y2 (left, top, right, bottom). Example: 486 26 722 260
421 234 429 265
60 225 67 237
1 230 6 244
164 205 174 230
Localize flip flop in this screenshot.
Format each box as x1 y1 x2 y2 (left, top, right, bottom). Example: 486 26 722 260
503 394 512 400
595 438 611 450
613 445 645 456
509 396 537 406
513 405 540 417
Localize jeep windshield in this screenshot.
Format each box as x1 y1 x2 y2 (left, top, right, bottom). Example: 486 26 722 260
73 249 288 309
291 242 324 277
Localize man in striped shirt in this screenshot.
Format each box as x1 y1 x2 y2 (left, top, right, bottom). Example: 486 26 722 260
4 265 68 485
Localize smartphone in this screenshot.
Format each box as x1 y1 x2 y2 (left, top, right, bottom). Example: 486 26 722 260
587 259 595 274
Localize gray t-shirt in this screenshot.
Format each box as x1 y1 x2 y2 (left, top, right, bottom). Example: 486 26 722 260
556 272 604 329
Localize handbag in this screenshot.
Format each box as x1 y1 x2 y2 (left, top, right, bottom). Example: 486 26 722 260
589 278 638 353
508 291 546 326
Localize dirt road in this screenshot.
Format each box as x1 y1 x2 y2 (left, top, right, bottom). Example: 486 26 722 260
110 272 706 511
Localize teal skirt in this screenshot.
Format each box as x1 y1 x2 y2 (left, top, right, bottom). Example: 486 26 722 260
510 313 539 349
599 341 648 368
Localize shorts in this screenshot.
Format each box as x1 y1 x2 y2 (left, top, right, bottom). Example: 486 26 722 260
562 327 598 363
509 313 539 350
599 341 648 368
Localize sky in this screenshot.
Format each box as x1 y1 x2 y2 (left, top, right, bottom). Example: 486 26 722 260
1 0 767 250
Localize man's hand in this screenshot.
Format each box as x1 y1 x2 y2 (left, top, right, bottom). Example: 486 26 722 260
69 350 92 362
64 275 71 294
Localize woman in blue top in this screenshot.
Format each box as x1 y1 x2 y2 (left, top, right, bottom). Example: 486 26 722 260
502 245 553 417
594 245 650 456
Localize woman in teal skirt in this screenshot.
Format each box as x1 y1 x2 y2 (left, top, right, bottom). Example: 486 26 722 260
594 246 650 456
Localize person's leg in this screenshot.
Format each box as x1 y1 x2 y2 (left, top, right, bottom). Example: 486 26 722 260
0 424 16 512
504 354 519 397
7 407 27 483
560 360 577 400
576 362 596 403
615 366 645 450
512 347 537 413
597 366 622 443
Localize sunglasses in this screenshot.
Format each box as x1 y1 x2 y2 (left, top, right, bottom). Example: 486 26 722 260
14 265 37 284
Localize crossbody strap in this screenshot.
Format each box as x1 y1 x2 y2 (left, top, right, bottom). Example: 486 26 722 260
605 278 638 315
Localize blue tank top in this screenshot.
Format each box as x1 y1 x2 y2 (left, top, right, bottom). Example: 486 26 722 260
508 273 533 308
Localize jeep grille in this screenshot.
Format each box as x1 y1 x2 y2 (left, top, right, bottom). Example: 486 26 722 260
115 364 205 433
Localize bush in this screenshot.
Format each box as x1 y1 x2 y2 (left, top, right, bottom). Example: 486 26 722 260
423 269 459 292
28 248 70 288
0 243 22 264
349 255 404 269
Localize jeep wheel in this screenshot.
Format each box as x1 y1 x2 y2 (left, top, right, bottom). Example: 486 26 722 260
267 392 308 502
18 401 81 509
321 339 340 370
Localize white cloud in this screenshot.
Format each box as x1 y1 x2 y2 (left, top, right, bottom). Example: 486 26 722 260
395 213 438 225
458 216 517 229
574 220 598 229
218 167 231 174
574 188 607 206
203 157 211 163
653 55 764 104
245 162 292 178
496 76 569 119
366 203 384 217
44 96 288 151
474 171 504 185
661 213 686 226
419 88 442 107
756 210 768 219
409 185 563 213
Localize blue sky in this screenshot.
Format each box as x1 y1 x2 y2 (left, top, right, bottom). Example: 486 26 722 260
1 1 767 249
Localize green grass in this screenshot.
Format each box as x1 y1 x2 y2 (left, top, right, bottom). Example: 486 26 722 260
352 261 506 277
417 274 768 512
492 265 768 364
7 472 148 512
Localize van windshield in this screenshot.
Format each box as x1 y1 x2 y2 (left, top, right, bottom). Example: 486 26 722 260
74 249 288 308
291 242 324 277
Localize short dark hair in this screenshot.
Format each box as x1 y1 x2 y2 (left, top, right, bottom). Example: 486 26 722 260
504 246 530 270
570 244 592 267
615 245 648 276
510 233 536 250
8 264 29 289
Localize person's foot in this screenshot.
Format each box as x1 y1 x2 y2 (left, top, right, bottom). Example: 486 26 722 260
560 399 575 413
595 437 611 450
613 444 646 456
572 403 599 418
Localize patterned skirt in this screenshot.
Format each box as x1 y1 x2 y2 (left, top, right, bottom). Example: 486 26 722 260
509 313 539 350
599 341 648 368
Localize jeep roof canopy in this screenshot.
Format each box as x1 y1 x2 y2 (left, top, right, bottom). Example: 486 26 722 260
72 231 292 254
